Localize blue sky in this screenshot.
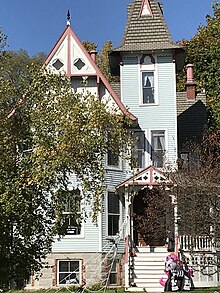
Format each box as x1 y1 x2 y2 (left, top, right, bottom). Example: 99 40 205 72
0 0 215 56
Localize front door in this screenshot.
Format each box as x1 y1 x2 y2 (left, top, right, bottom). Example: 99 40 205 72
132 188 173 247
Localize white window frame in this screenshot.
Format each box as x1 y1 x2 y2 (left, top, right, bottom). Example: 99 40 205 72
106 191 123 237
132 130 146 169
106 152 122 170
57 259 82 286
139 55 158 106
149 129 167 168
62 188 85 239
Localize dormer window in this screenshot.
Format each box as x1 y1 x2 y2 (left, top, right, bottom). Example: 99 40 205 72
52 59 64 70
74 58 85 70
142 72 154 104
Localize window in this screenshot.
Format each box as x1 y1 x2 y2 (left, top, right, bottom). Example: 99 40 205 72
142 71 154 104
151 130 165 168
62 189 82 235
108 192 120 236
58 260 80 285
133 131 145 168
73 58 85 70
52 58 64 70
107 151 120 168
109 261 117 285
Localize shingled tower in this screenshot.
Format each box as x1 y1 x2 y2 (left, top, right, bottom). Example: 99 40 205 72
110 0 185 74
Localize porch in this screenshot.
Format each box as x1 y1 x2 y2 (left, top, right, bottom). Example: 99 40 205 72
116 166 220 291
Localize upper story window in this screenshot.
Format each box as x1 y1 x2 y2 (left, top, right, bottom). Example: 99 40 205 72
142 71 154 104
106 134 122 169
133 131 145 169
139 54 157 105
107 151 120 168
107 192 121 236
151 130 165 168
62 189 82 235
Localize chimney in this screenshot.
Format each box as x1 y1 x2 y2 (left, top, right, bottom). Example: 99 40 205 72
90 50 97 63
185 64 197 100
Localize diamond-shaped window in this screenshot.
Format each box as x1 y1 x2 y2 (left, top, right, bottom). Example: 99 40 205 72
52 59 64 70
74 58 85 70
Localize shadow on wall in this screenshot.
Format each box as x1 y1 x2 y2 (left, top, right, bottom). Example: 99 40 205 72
177 100 207 151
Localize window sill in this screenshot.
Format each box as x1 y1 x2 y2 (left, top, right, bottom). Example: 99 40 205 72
106 166 123 171
139 103 159 107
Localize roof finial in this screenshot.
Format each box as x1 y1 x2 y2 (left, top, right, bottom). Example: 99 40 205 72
67 10 71 26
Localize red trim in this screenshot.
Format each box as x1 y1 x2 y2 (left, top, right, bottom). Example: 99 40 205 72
68 73 97 77
45 26 69 65
44 25 136 121
67 30 71 77
82 259 86 286
116 166 171 188
125 236 129 264
150 167 153 184
52 259 57 286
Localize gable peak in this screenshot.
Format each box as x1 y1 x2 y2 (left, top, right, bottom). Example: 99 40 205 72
140 0 153 17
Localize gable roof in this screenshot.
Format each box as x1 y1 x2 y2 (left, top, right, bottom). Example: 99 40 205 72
44 24 136 121
115 0 183 52
116 166 172 189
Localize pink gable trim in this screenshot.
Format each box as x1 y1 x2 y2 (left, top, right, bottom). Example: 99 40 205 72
44 25 137 121
116 166 172 188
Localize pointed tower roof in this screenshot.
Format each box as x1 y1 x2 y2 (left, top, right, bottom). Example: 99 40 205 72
44 16 136 121
115 0 182 52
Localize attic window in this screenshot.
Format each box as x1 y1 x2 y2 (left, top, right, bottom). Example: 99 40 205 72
52 59 64 70
74 58 85 70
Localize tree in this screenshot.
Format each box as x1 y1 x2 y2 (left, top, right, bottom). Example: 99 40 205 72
170 131 220 274
97 40 119 82
0 27 7 50
177 1 220 132
82 40 97 52
0 50 132 288
82 40 119 82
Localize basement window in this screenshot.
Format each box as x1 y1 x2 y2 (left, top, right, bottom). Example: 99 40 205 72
57 260 81 285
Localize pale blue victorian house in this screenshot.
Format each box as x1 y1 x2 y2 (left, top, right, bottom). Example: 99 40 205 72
27 0 213 292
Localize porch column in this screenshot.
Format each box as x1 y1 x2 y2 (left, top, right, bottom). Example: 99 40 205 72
170 194 179 255
124 184 130 289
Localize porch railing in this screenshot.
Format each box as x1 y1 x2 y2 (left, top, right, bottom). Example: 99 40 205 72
179 235 214 252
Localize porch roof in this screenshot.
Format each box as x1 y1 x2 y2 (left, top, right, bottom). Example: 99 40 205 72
116 166 172 189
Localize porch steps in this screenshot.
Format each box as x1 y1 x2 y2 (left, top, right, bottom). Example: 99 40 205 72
126 246 167 293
